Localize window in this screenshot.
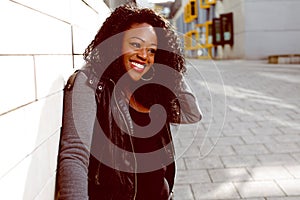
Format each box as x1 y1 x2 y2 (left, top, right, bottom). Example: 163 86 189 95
184 0 197 23
200 0 210 9
212 13 234 46
221 12 234 46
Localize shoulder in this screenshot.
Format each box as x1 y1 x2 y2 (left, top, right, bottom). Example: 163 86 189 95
65 70 89 91
65 65 102 91
65 66 114 96
63 69 97 114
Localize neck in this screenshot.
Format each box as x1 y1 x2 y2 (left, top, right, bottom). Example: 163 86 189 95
127 92 150 113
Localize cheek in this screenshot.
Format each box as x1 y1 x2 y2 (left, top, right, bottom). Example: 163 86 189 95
122 47 133 61
122 45 129 55
149 55 155 64
122 50 131 60
121 47 128 57
122 55 129 69
122 41 131 55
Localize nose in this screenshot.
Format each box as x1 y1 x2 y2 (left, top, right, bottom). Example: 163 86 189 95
137 48 147 60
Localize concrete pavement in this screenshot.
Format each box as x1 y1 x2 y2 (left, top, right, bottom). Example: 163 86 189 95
172 59 300 200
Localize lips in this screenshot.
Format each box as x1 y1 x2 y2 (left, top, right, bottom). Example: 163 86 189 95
131 61 146 72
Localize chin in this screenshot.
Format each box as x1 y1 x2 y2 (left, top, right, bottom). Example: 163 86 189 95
130 75 141 82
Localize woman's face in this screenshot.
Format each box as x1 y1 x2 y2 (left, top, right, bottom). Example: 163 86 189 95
122 23 158 81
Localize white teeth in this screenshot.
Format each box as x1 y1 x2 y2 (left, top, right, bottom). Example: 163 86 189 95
132 62 145 69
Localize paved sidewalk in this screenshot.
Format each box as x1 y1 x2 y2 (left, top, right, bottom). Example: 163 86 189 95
172 59 300 200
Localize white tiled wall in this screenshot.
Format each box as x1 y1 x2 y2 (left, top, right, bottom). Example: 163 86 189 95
0 0 110 199
0 56 36 114
0 1 72 55
34 55 73 99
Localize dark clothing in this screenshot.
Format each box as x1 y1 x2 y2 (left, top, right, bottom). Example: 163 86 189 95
130 106 171 200
56 67 202 200
88 160 171 200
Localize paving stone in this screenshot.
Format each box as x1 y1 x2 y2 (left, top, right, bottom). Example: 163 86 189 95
233 144 270 155
238 110 271 119
264 143 300 154
221 155 261 168
175 129 199 138
211 115 229 124
210 136 245 146
173 138 181 149
276 179 300 196
177 59 300 199
192 182 240 200
247 166 293 181
242 198 265 200
257 120 297 129
185 156 224 170
249 103 276 111
284 165 300 178
223 115 241 123
199 127 226 138
173 184 194 200
234 181 285 198
267 108 297 117
173 123 200 133
176 145 201 158
229 121 260 130
198 140 225 158
267 113 294 121
287 112 300 120
250 127 283 136
257 154 298 166
179 137 206 148
274 134 300 143
209 168 252 182
241 135 276 145
267 196 300 200
291 153 300 162
176 158 186 170
222 129 254 137
278 126 300 134
176 169 211 184
236 115 262 122
207 145 236 156
199 138 236 157
201 119 229 129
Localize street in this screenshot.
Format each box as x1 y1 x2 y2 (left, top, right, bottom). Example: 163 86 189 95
172 59 300 200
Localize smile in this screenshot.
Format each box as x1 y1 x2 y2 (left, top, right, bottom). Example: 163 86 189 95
131 61 146 72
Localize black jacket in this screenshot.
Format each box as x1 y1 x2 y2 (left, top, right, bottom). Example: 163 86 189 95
56 67 202 200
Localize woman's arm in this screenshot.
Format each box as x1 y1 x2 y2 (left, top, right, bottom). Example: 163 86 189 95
57 72 96 200
172 76 202 124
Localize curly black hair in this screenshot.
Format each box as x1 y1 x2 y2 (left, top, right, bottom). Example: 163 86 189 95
83 4 186 123
83 4 186 81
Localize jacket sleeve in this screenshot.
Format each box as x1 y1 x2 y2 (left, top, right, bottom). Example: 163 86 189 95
57 72 96 200
172 75 202 124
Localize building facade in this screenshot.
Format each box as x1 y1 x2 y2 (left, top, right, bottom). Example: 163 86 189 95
104 0 135 9
172 0 300 60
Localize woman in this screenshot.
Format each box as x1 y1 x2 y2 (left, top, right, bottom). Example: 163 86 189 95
56 4 202 200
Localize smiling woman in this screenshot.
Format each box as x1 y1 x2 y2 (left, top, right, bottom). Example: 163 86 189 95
56 3 202 200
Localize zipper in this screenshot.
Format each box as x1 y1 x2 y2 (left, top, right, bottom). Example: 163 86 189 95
110 79 138 200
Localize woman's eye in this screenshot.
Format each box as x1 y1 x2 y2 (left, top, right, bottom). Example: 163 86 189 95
149 48 157 54
130 42 141 48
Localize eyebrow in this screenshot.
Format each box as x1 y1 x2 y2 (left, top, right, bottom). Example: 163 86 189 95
129 36 157 46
